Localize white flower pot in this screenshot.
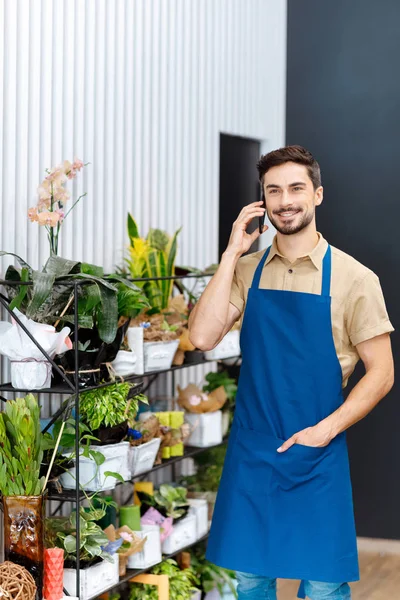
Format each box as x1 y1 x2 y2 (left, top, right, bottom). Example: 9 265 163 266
127 524 162 569
63 555 119 600
127 327 144 374
184 411 223 448
110 349 137 376
129 437 161 477
188 498 209 539
161 513 197 554
143 339 180 372
204 330 240 361
60 441 130 492
221 410 230 438
11 359 52 390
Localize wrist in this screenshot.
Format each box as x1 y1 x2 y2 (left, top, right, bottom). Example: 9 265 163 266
222 247 242 262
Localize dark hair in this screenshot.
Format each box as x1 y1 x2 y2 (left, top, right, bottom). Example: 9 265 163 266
257 145 321 190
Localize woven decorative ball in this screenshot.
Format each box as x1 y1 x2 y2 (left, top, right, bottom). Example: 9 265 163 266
0 562 37 600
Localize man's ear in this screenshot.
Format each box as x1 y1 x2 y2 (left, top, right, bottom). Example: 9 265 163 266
315 186 323 207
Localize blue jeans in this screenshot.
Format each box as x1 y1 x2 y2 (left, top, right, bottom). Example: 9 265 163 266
236 571 351 599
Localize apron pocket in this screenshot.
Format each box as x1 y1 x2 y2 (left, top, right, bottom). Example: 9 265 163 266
275 440 330 491
229 424 277 495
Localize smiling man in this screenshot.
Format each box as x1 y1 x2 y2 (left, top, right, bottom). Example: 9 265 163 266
188 145 394 600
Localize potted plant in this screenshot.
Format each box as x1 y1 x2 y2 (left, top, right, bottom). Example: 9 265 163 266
0 394 48 599
180 445 228 522
59 383 148 492
191 549 238 600
130 312 182 372
129 558 200 600
137 484 197 554
45 506 119 600
202 370 238 436
177 383 227 448
127 415 162 477
111 282 151 376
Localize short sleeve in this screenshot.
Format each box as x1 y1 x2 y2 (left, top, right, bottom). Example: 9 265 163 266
229 265 245 316
346 271 394 347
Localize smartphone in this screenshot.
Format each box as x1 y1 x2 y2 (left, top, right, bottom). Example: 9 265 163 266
259 183 266 234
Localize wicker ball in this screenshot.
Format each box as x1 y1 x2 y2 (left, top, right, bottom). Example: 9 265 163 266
0 562 37 600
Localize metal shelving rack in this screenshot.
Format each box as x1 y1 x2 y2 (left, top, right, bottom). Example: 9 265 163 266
0 272 240 599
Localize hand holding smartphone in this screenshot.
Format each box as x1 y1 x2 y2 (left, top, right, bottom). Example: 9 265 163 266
259 183 266 234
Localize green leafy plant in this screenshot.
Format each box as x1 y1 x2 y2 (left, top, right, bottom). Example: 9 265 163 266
123 214 181 312
45 506 112 564
0 252 142 343
180 445 227 493
191 547 237 597
139 484 190 520
129 559 199 600
203 371 238 405
0 394 46 496
116 282 150 320
79 383 149 431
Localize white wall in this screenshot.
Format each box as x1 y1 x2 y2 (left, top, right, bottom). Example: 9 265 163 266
0 0 286 274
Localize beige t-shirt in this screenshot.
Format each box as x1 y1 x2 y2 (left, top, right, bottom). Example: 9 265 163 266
229 233 394 387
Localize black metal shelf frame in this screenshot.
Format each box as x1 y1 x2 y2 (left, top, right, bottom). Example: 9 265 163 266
0 270 238 598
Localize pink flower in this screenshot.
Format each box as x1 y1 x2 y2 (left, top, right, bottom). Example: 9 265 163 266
119 531 133 543
28 207 38 222
72 157 84 171
55 207 65 222
37 211 61 227
53 186 70 204
45 166 67 184
189 394 202 406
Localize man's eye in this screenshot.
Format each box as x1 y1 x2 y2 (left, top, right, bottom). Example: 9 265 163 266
293 187 303 191
269 189 278 194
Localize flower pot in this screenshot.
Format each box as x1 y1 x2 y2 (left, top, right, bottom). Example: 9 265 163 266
161 513 197 554
60 442 130 492
188 498 209 539
184 411 223 448
3 494 45 600
188 491 217 522
143 339 180 372
63 555 119 600
127 327 144 374
204 330 240 361
129 438 161 477
221 410 230 438
191 590 202 600
111 349 137 376
11 359 52 390
127 524 162 570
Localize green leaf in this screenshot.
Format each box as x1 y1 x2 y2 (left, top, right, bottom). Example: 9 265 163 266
9 267 29 310
26 270 56 318
104 471 125 483
127 213 140 240
43 255 81 276
64 534 78 553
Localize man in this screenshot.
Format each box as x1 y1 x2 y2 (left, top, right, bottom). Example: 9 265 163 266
188 146 394 600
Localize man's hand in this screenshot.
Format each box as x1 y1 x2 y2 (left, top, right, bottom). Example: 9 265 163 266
225 201 268 258
276 423 334 453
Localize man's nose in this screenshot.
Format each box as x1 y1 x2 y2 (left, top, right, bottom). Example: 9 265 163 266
280 190 292 206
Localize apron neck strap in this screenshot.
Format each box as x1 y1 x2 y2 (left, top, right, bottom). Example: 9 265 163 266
321 244 332 297
251 246 271 290
251 244 332 297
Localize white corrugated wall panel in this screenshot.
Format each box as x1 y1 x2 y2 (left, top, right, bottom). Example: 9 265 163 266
0 0 286 481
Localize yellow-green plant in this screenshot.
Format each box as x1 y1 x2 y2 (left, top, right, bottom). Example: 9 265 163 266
0 394 46 496
125 214 181 312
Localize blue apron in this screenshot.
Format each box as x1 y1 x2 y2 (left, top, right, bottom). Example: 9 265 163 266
206 245 360 598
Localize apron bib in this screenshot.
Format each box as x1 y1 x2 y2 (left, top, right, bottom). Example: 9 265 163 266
206 246 360 598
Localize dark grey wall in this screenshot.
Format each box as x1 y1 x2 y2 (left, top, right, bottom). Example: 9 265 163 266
287 0 399 539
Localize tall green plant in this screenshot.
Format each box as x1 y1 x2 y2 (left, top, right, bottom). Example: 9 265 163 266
0 394 46 496
125 214 181 312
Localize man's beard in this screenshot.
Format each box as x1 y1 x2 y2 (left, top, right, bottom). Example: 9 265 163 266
268 207 314 235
